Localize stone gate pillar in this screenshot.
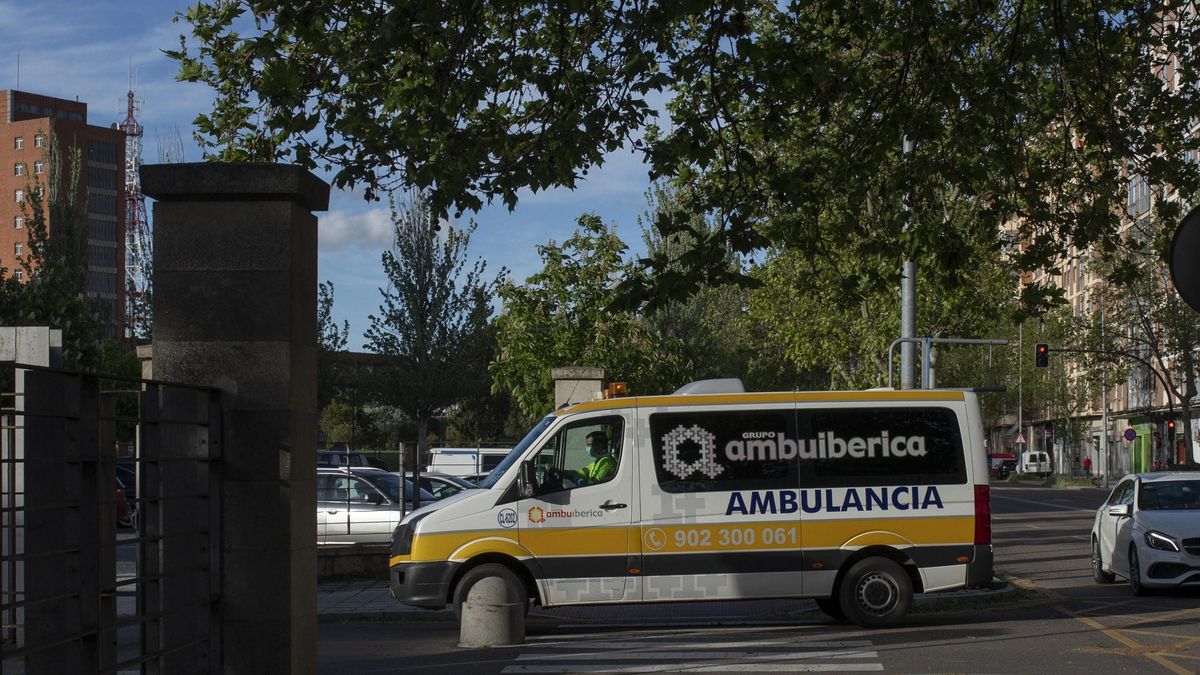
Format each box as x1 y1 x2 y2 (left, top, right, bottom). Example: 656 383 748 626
141 163 327 673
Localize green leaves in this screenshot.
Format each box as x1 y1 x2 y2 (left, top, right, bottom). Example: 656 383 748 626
169 0 1200 314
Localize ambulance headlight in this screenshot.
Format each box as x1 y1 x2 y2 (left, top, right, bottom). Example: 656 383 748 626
392 511 432 556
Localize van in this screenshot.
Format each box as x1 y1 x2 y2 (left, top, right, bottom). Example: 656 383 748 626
1021 451 1051 477
388 381 993 628
425 447 511 478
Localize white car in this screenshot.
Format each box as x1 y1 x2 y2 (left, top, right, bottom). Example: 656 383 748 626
1091 472 1200 594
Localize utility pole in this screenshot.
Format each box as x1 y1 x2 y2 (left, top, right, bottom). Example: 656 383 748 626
1018 322 1024 461
1101 305 1110 489
900 137 917 389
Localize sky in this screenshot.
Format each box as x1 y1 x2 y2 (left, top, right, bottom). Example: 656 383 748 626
0 0 657 348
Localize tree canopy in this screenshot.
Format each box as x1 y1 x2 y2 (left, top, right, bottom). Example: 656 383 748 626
171 1 1200 310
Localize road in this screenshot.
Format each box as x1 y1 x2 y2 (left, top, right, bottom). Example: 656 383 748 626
318 484 1200 673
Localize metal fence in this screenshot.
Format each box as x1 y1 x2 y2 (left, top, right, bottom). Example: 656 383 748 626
1 362 221 674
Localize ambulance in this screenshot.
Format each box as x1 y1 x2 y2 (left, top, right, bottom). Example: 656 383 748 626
388 379 993 628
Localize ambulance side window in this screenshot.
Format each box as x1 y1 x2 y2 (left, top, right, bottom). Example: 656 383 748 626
797 407 967 488
649 410 797 493
534 417 623 495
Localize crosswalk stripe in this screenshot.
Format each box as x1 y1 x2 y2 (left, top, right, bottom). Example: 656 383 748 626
533 640 874 651
502 664 884 673
516 650 880 661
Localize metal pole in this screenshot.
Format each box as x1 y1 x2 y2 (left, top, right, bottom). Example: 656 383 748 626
1018 322 1024 463
901 137 917 390
1101 305 1110 489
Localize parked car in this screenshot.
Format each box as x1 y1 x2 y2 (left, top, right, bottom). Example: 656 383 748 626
997 460 1016 480
317 467 433 545
1091 471 1200 595
115 459 137 529
404 471 477 501
115 478 131 529
317 449 390 471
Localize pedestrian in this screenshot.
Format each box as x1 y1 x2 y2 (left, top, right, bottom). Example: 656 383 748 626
1082 455 1092 477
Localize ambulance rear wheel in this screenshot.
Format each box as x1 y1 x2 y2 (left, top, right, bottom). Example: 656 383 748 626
815 597 846 621
452 563 528 624
838 557 912 629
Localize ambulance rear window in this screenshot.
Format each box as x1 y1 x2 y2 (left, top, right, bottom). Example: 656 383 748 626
648 405 967 493
798 407 967 488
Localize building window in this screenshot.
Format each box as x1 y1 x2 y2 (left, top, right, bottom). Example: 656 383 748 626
14 242 23 257
15 189 23 204
34 133 45 148
33 160 44 174
13 269 23 281
14 216 23 229
13 163 24 176
13 137 23 150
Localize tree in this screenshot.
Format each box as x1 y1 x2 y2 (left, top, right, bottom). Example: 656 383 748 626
363 191 504 471
170 2 1200 312
316 280 352 407
490 214 688 418
0 128 104 368
1092 215 1200 468
639 183 819 391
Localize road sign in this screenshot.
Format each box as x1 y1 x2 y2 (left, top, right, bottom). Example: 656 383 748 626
1124 428 1137 442
1016 432 1026 444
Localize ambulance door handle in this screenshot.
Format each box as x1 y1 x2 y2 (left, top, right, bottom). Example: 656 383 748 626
600 501 627 510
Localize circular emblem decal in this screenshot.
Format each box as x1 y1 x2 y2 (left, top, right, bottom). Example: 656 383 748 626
643 527 667 551
497 508 517 529
662 424 724 480
528 506 545 524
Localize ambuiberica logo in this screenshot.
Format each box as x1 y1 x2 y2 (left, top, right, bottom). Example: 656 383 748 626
527 506 606 524
660 425 929 480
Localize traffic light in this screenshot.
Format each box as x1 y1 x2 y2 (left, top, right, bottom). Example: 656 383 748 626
1035 343 1049 368
1167 419 1176 439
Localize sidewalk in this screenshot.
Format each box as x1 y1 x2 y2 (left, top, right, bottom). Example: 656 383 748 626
317 576 1016 624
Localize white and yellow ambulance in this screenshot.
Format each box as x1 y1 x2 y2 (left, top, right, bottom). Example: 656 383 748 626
388 380 993 628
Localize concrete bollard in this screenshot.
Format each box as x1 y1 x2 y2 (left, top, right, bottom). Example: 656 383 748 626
458 576 526 648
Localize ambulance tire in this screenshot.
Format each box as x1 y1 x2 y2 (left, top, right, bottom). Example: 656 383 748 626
838 557 912 629
452 563 529 625
815 597 847 621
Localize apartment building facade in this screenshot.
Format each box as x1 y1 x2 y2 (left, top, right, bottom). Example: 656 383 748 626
1011 180 1198 480
1 90 126 338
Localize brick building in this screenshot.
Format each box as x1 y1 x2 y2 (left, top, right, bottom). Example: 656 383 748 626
1 90 126 338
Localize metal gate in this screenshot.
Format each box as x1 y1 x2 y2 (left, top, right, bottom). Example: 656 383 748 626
1 362 221 674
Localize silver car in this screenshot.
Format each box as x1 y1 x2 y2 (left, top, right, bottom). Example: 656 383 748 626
1091 471 1200 594
317 467 434 545
405 471 477 501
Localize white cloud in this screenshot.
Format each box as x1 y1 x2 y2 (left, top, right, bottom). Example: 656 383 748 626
318 207 394 251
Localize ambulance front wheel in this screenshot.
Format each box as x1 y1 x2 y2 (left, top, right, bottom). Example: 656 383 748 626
837 557 912 629
452 563 529 624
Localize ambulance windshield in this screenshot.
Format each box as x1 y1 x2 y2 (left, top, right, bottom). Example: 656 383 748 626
477 415 555 489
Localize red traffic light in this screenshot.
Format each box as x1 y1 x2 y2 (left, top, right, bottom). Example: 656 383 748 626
1168 420 1176 432
1035 343 1049 368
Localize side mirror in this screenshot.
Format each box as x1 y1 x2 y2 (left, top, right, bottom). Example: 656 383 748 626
1107 503 1131 518
520 460 537 498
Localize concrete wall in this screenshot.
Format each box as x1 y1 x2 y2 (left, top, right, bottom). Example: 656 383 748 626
142 163 327 673
552 366 604 408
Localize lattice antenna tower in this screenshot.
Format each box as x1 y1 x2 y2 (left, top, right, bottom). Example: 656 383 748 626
121 89 152 340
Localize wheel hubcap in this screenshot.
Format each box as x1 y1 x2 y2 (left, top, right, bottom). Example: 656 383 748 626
857 572 898 615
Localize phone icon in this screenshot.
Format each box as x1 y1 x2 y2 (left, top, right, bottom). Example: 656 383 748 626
644 528 666 551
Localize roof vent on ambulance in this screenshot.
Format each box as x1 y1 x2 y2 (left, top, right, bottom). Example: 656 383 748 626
672 378 746 395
